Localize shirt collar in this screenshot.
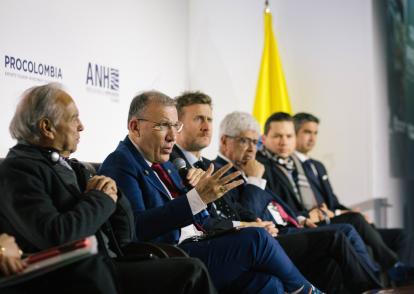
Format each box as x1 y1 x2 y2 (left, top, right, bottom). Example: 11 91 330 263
176 144 201 167
294 150 309 162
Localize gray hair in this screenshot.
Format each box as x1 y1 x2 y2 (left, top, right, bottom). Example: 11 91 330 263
128 90 176 126
219 111 261 138
9 83 65 144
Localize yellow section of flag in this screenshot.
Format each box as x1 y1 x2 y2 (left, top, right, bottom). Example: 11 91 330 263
253 9 292 132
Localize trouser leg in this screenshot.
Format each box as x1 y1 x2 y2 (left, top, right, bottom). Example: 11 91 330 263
329 212 398 269
180 227 311 293
315 223 381 273
280 229 381 293
377 228 413 265
221 272 284 294
277 232 345 293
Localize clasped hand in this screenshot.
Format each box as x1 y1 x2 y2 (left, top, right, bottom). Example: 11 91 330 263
240 218 278 237
0 234 26 276
240 159 265 178
86 175 118 203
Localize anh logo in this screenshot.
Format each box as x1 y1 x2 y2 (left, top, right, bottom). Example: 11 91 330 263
86 62 119 91
4 55 63 79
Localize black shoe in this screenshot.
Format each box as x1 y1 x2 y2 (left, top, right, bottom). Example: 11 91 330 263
388 262 414 285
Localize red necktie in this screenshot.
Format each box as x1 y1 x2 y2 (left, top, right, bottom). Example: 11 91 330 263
272 201 300 228
151 163 180 198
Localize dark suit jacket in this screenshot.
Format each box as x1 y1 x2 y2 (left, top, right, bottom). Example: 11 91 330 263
170 145 212 171
213 155 296 226
100 137 207 244
0 144 134 254
256 151 309 217
305 159 349 211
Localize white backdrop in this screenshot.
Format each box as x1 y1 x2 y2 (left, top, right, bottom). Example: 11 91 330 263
188 0 403 227
0 0 403 226
0 0 189 162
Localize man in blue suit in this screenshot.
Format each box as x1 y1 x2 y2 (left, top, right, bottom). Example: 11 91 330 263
99 90 323 293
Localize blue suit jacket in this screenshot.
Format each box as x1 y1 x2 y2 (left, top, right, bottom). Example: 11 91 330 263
304 159 349 211
99 136 204 244
213 156 298 227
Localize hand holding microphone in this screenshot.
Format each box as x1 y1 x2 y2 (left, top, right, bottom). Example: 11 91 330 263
172 158 205 188
173 158 243 204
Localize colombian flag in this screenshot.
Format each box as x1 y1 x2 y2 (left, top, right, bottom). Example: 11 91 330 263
253 7 292 132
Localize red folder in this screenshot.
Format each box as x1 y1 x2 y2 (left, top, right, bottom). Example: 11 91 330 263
0 235 98 288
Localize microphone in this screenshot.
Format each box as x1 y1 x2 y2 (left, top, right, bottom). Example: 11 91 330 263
172 158 192 189
173 157 209 219
173 157 210 220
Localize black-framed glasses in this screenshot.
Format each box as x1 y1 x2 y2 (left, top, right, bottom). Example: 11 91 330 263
226 135 259 147
137 118 183 133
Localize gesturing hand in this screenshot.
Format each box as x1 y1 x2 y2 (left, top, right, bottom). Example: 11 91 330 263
195 163 243 204
86 175 118 203
186 168 205 187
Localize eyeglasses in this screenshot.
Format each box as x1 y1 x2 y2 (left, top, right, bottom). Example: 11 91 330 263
227 136 259 147
137 118 184 133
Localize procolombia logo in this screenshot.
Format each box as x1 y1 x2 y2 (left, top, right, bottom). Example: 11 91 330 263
4 55 63 80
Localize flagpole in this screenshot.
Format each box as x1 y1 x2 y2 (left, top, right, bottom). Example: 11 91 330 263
265 0 270 13
253 0 292 131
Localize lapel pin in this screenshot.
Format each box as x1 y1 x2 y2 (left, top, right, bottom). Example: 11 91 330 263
167 169 171 174
144 170 150 176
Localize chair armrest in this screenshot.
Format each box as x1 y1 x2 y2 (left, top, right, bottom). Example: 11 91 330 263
121 242 169 258
156 244 189 257
121 242 189 258
349 197 392 228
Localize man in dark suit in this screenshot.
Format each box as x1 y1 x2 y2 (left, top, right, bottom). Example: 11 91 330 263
170 92 381 293
293 112 413 267
99 90 323 293
258 111 414 284
0 83 217 294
